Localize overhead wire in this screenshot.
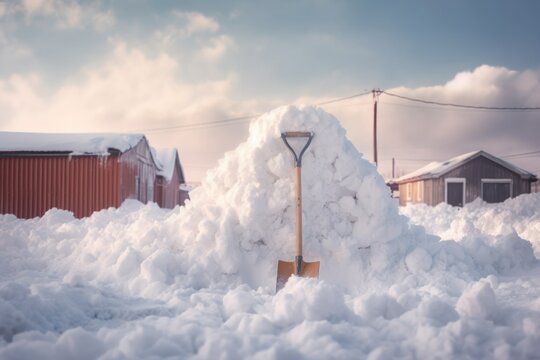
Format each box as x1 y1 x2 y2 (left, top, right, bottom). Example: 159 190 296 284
136 87 540 177
501 150 540 159
315 90 372 106
382 91 540 111
142 115 259 134
136 87 540 139
138 91 373 134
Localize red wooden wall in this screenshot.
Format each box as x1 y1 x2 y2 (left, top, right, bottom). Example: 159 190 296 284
0 155 120 218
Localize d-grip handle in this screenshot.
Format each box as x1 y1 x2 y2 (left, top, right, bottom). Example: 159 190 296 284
281 132 314 167
282 131 313 138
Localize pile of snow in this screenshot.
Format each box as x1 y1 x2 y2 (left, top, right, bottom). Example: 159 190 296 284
1 106 540 359
401 194 540 259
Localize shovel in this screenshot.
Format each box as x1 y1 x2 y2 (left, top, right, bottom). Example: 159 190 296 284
276 131 320 292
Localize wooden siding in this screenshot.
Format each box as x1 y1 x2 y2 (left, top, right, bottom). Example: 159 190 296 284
0 136 184 219
399 155 534 206
399 179 433 206
440 155 529 205
0 155 120 218
155 156 188 209
155 174 179 209
119 138 156 204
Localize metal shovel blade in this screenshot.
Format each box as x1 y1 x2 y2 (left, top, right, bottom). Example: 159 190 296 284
276 259 320 292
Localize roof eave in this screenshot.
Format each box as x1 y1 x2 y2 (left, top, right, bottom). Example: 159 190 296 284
395 174 436 184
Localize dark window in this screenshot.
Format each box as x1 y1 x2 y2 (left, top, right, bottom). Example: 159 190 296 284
482 182 511 203
447 182 464 207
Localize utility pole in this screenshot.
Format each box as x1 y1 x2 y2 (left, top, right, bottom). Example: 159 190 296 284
392 157 395 179
372 89 381 166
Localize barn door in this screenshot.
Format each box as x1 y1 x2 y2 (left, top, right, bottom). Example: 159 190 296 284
445 178 465 207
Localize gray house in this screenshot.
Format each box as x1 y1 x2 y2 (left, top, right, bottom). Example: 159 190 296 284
394 150 537 207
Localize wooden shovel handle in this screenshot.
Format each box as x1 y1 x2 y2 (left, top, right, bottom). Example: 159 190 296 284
295 166 302 257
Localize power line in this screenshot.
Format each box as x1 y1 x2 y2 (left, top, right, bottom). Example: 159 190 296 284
139 91 372 134
382 91 540 111
141 115 259 134
394 158 435 162
315 90 372 106
136 87 540 134
381 100 526 114
502 150 540 159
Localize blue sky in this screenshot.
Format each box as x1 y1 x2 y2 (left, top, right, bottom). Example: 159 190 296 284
1 0 540 180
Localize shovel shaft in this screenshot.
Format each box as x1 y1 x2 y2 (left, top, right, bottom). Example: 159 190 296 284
277 130 319 292
295 166 302 257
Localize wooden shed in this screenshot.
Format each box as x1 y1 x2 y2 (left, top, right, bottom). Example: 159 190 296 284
154 148 189 209
394 150 538 207
0 132 182 218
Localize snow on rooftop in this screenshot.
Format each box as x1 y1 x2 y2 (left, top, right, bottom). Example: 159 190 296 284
0 132 145 155
0 106 539 359
153 148 178 181
395 150 480 182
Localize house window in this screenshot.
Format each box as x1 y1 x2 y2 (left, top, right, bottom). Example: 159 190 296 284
481 179 512 203
416 181 423 202
445 178 466 207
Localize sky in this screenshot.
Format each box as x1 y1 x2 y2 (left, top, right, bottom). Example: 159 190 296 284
1 0 540 181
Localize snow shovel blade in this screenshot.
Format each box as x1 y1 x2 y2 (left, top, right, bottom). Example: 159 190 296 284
276 259 320 292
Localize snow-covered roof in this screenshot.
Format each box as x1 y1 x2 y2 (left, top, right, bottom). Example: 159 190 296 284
153 148 179 182
0 132 145 156
395 150 537 183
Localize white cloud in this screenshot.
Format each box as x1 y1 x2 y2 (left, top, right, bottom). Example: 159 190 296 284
0 43 236 131
199 35 234 61
314 65 540 179
0 43 256 181
91 9 114 32
0 32 33 60
16 0 114 30
153 12 233 63
2 60 539 182
0 73 44 129
155 11 220 45
0 2 7 17
22 0 55 14
173 11 219 35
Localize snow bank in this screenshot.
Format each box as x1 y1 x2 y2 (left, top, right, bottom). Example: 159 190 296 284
1 106 540 359
401 194 540 258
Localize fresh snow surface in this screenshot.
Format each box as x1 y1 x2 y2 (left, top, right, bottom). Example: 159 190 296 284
0 132 144 155
1 106 540 359
394 151 479 182
401 195 540 262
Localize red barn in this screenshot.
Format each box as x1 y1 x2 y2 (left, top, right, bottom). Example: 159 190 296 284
0 132 187 218
154 148 189 209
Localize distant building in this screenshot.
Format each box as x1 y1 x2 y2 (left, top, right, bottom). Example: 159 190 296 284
0 132 189 218
154 148 189 209
394 150 538 207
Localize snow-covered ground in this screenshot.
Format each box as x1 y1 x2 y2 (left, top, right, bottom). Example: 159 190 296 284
1 106 539 359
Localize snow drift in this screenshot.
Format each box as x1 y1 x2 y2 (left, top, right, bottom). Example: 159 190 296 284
1 105 540 359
